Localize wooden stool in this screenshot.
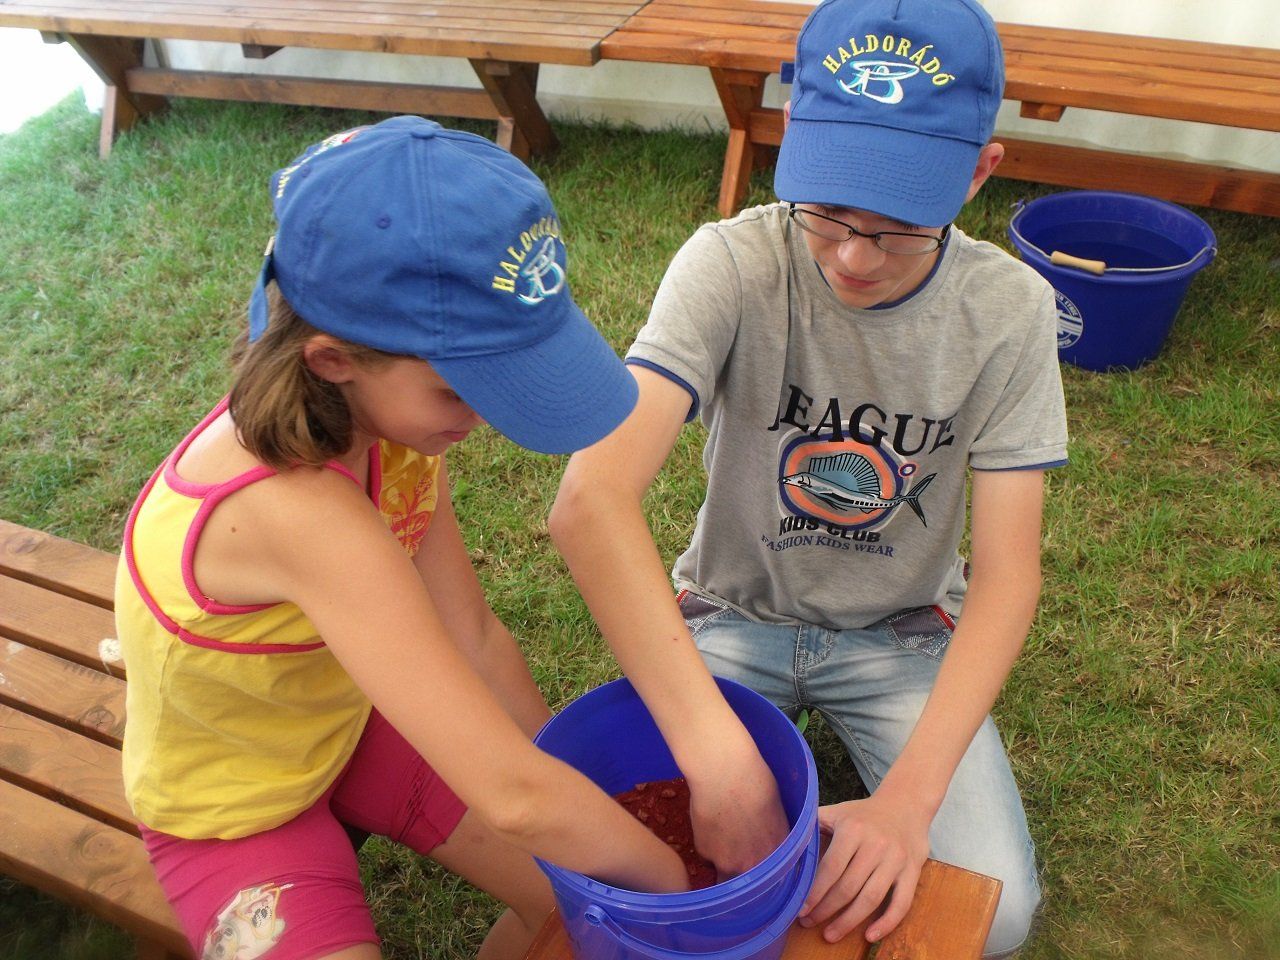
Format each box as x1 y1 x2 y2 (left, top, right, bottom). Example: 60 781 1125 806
524 858 1001 960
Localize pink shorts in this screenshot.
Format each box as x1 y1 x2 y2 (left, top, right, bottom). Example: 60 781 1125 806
141 709 467 960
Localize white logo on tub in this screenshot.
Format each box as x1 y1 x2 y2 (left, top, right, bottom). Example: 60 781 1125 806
1055 291 1083 350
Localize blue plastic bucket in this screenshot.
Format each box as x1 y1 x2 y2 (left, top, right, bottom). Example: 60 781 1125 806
533 677 819 960
1007 190 1216 371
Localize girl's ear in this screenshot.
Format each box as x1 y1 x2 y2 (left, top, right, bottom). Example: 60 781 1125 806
302 335 357 384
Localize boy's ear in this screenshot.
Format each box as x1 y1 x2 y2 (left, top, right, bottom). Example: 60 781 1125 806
964 142 1005 203
302 335 358 384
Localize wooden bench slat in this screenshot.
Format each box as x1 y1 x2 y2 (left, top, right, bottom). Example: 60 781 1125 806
0 518 116 609
0 10 608 65
146 0 632 26
1000 34 1280 81
47 0 625 36
997 20 1280 64
640 0 809 17
611 14 798 46
0 0 627 35
1004 52 1280 103
0 779 188 958
126 66 502 118
0 2 615 42
997 135 1280 218
0 574 122 677
601 31 790 72
0 704 136 834
149 0 641 14
0 636 127 746
1005 65 1280 131
638 2 808 31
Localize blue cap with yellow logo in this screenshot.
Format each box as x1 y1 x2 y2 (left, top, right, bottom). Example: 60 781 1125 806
775 0 1005 227
247 115 637 454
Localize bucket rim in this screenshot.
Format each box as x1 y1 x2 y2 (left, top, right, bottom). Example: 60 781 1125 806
534 676 820 908
1007 190 1217 276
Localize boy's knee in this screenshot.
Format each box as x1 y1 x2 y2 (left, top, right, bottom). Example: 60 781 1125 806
982 871 1041 958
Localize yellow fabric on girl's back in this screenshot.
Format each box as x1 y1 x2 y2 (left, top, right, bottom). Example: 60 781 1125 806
117 402 440 840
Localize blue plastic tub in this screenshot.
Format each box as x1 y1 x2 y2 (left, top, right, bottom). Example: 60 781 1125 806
533 677 819 960
1007 190 1216 371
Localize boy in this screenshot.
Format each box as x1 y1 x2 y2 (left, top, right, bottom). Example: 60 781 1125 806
550 0 1066 955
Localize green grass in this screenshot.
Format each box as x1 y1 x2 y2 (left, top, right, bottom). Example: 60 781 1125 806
1 96 1277 960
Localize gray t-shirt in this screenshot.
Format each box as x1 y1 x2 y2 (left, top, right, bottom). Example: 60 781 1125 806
627 203 1068 630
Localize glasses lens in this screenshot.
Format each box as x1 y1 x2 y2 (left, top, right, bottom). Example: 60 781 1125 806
876 232 942 255
792 208 851 241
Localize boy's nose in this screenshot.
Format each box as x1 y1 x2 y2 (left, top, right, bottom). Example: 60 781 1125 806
835 233 886 272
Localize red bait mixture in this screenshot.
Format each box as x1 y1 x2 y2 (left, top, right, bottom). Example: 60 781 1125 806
614 777 717 890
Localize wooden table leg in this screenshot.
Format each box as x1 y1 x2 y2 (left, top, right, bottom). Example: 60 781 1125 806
710 67 771 218
470 59 557 162
63 34 167 157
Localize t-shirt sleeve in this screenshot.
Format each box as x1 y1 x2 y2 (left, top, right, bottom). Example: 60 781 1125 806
969 284 1070 470
626 225 743 418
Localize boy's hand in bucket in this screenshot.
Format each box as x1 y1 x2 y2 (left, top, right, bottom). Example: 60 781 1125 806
687 728 791 881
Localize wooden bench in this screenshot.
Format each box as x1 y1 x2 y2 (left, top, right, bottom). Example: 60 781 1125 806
0 0 648 160
0 518 189 959
525 858 1002 960
600 0 1280 218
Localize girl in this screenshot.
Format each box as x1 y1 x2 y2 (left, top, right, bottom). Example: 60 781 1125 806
116 116 689 960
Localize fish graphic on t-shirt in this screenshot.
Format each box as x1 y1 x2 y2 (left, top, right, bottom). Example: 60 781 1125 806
781 452 935 526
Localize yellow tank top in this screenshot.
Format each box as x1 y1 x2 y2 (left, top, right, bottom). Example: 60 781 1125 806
116 399 441 839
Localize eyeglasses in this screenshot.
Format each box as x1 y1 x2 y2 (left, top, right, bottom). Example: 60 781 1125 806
788 203 949 255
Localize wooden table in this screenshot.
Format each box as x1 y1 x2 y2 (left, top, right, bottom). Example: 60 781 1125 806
601 0 1280 217
0 0 648 159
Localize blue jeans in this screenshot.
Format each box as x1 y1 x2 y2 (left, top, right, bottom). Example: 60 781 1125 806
680 595 1041 957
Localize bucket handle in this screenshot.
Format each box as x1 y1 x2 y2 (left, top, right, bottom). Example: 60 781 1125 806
1009 200 1217 274
581 842 817 960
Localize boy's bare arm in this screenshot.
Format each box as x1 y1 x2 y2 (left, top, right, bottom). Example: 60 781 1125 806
551 366 790 878
800 467 1047 943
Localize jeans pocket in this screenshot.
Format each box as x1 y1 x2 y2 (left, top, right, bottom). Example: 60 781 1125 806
677 589 736 639
883 605 955 660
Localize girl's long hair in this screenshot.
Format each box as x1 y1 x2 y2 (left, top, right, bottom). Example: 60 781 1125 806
229 286 396 469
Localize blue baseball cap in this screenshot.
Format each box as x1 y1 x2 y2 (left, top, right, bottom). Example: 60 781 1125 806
248 116 637 455
775 0 1005 227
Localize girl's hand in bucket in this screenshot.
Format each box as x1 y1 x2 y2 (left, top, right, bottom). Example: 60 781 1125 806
797 792 931 943
686 729 790 881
